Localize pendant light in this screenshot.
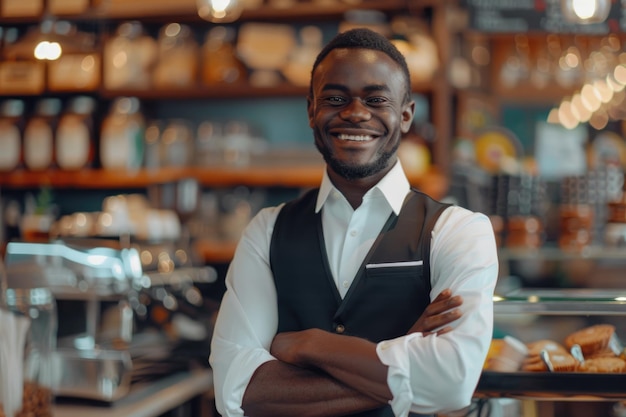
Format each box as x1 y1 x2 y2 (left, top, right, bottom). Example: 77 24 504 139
561 0 611 24
196 0 243 23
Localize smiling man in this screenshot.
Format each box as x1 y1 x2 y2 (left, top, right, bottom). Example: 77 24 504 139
209 28 498 417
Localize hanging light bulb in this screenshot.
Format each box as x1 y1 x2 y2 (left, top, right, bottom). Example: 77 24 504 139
197 0 243 23
561 0 611 24
33 40 62 60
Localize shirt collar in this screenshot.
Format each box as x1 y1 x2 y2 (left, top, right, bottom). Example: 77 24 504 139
315 160 410 215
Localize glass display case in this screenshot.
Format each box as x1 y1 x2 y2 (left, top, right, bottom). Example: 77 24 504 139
476 287 626 416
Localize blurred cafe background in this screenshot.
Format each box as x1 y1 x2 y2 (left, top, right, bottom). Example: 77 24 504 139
1 0 626 416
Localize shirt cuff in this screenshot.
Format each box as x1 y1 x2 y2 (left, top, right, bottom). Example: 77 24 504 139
376 333 422 417
220 350 275 417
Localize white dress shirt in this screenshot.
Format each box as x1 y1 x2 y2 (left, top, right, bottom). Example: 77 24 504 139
209 161 498 417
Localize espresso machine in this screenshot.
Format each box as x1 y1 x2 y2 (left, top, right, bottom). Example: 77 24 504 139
4 240 142 402
4 233 219 403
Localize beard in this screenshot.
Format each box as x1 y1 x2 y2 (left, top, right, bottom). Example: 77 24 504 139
315 137 399 181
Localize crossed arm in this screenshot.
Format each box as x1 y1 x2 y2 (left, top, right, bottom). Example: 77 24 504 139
242 289 463 417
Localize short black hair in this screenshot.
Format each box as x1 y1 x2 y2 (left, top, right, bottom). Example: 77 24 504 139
310 28 412 102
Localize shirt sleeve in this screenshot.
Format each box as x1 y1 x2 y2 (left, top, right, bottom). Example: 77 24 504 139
376 206 498 416
209 205 283 417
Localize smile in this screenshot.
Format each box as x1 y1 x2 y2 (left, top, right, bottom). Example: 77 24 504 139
337 134 375 142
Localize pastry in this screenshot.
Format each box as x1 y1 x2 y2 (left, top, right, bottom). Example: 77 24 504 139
564 324 615 356
521 351 577 372
521 339 568 371
548 352 579 372
577 357 626 373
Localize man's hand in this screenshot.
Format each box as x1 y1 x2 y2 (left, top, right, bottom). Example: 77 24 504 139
407 289 462 336
270 328 318 366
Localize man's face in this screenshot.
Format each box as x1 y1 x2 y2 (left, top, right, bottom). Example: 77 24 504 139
307 48 415 180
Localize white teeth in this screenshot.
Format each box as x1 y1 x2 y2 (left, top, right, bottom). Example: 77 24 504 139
337 134 373 141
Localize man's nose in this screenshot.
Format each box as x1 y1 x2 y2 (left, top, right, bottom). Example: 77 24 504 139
339 98 372 122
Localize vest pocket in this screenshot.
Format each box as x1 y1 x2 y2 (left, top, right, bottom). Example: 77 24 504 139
365 263 424 279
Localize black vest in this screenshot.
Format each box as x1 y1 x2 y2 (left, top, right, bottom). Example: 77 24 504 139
270 188 449 417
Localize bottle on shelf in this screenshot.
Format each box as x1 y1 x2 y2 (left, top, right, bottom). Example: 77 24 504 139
282 25 323 87
201 26 247 86
103 21 157 91
236 23 297 87
195 120 224 167
159 119 194 168
55 96 97 171
23 98 62 172
153 23 199 89
100 97 145 171
0 99 25 172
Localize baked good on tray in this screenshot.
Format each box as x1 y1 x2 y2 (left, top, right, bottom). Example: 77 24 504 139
564 324 615 356
522 339 569 372
489 324 624 373
521 350 578 372
577 357 626 373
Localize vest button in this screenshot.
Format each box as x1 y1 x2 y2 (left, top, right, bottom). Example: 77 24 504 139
335 324 345 334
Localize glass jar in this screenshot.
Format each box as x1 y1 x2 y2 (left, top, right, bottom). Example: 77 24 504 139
55 96 97 171
201 26 246 86
103 21 157 90
100 97 145 171
159 119 193 168
153 23 199 89
222 120 253 166
195 120 224 167
0 99 25 172
23 98 61 171
0 261 57 417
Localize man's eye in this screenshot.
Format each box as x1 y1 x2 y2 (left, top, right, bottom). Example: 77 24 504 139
366 97 386 105
326 96 345 104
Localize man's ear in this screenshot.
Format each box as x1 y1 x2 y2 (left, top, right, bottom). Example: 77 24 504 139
401 100 416 134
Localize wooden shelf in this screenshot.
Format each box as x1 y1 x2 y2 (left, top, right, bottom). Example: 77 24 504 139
0 164 448 197
0 165 322 189
83 0 421 22
0 0 426 24
194 164 324 188
0 167 193 189
0 164 448 193
99 79 439 100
